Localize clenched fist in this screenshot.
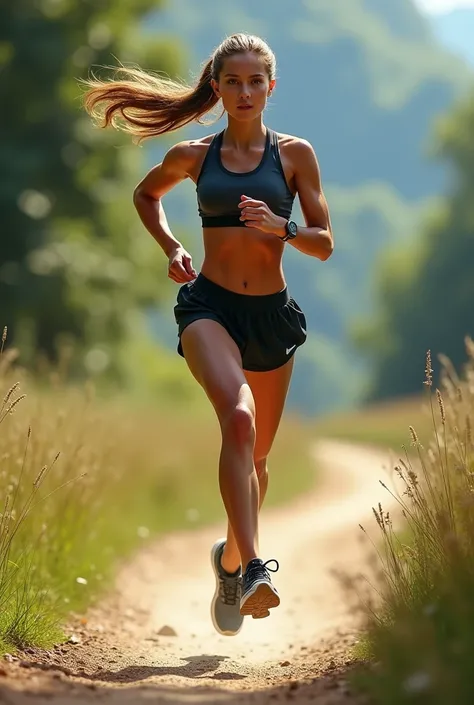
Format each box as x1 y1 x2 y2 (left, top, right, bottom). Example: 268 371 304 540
168 246 197 283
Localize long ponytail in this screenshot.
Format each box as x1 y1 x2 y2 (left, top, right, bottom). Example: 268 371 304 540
82 58 218 143
82 34 276 143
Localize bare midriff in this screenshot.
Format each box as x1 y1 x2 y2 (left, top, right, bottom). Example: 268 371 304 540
201 226 286 295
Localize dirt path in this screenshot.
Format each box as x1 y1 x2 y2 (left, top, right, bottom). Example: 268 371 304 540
0 440 397 704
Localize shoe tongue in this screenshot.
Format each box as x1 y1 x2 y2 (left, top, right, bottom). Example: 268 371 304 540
246 558 263 570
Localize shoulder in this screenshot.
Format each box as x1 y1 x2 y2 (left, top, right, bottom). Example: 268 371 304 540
275 132 318 161
275 132 321 185
165 135 215 163
163 134 216 175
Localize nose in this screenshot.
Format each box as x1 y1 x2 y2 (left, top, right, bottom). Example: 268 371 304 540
239 83 251 99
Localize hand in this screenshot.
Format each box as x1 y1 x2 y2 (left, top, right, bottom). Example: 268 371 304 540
167 246 197 283
238 195 287 237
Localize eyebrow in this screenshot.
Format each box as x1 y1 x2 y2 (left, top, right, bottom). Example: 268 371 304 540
224 73 265 78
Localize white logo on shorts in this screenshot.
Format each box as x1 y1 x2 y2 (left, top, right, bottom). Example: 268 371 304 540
286 344 297 356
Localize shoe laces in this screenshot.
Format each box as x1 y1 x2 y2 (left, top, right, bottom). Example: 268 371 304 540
219 572 241 606
245 558 279 586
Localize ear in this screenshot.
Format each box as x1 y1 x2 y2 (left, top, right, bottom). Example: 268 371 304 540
211 78 221 98
268 79 276 97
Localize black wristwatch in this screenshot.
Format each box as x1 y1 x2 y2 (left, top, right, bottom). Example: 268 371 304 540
280 220 298 242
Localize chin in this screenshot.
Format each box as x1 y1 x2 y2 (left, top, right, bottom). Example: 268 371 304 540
231 108 263 121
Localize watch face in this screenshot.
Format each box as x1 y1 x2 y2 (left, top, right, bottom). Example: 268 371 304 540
288 221 297 237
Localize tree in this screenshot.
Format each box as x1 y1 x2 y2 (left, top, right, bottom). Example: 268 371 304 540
0 0 180 378
356 89 474 400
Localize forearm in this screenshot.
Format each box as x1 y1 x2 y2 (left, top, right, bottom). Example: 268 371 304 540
133 192 182 257
288 226 333 260
274 219 333 260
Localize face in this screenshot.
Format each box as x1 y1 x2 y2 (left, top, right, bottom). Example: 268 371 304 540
211 52 276 121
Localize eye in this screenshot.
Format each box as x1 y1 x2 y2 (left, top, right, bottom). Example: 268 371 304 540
252 78 263 84
227 79 238 85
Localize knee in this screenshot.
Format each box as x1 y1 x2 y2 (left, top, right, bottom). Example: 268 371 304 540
221 404 256 446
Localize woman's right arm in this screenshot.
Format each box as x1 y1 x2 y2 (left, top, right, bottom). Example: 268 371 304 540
133 142 197 283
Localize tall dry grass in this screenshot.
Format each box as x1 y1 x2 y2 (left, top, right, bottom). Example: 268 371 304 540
354 339 474 704
0 327 315 652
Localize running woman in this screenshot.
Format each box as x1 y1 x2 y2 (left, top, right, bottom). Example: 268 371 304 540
83 32 333 637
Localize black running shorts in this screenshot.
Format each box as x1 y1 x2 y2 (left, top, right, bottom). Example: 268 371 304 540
174 274 307 372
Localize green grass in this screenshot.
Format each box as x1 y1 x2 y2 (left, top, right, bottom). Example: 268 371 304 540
0 350 316 654
348 346 474 705
315 394 432 450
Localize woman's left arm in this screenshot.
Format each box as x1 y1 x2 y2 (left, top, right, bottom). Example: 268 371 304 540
238 138 333 260
285 139 334 260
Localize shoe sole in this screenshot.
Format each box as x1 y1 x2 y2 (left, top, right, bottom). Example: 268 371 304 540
210 539 243 637
240 581 280 619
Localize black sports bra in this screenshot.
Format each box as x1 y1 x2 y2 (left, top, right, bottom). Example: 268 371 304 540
196 128 295 228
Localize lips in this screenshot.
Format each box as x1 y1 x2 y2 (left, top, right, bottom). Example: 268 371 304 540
237 105 253 110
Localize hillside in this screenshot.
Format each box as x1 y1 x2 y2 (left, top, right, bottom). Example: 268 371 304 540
141 0 471 414
147 0 469 197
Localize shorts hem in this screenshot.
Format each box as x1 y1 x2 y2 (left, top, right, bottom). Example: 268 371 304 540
242 343 302 373
176 314 226 358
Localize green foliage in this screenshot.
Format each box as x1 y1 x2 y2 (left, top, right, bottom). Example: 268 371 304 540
1 0 179 380
359 90 474 401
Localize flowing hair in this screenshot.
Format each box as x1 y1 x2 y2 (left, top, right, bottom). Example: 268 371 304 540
82 33 276 143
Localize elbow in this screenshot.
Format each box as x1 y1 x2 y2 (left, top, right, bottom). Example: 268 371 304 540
133 184 158 210
319 233 334 261
133 184 145 207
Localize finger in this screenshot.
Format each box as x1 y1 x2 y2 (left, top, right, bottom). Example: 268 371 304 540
182 255 197 276
168 265 185 281
244 221 263 229
170 260 188 277
240 212 264 221
170 271 193 283
169 270 189 284
241 208 263 217
238 198 263 209
173 265 195 282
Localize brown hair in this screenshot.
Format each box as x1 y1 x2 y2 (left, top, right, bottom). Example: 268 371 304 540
82 33 276 143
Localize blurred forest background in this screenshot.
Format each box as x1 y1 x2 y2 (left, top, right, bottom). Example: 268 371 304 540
3 0 474 417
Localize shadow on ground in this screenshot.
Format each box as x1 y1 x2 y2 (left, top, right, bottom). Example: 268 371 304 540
0 658 366 704
15 653 246 683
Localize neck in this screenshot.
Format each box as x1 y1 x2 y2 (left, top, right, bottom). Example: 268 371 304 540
223 116 266 149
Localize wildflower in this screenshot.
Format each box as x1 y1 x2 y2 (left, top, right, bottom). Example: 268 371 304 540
436 389 445 424
409 426 419 446
424 349 433 387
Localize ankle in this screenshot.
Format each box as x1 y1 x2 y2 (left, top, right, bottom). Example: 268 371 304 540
242 554 259 574
220 548 241 575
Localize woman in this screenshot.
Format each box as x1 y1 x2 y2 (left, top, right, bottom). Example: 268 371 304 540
83 33 333 637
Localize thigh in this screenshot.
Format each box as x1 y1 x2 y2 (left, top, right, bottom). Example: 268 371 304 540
180 319 254 420
244 357 294 461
